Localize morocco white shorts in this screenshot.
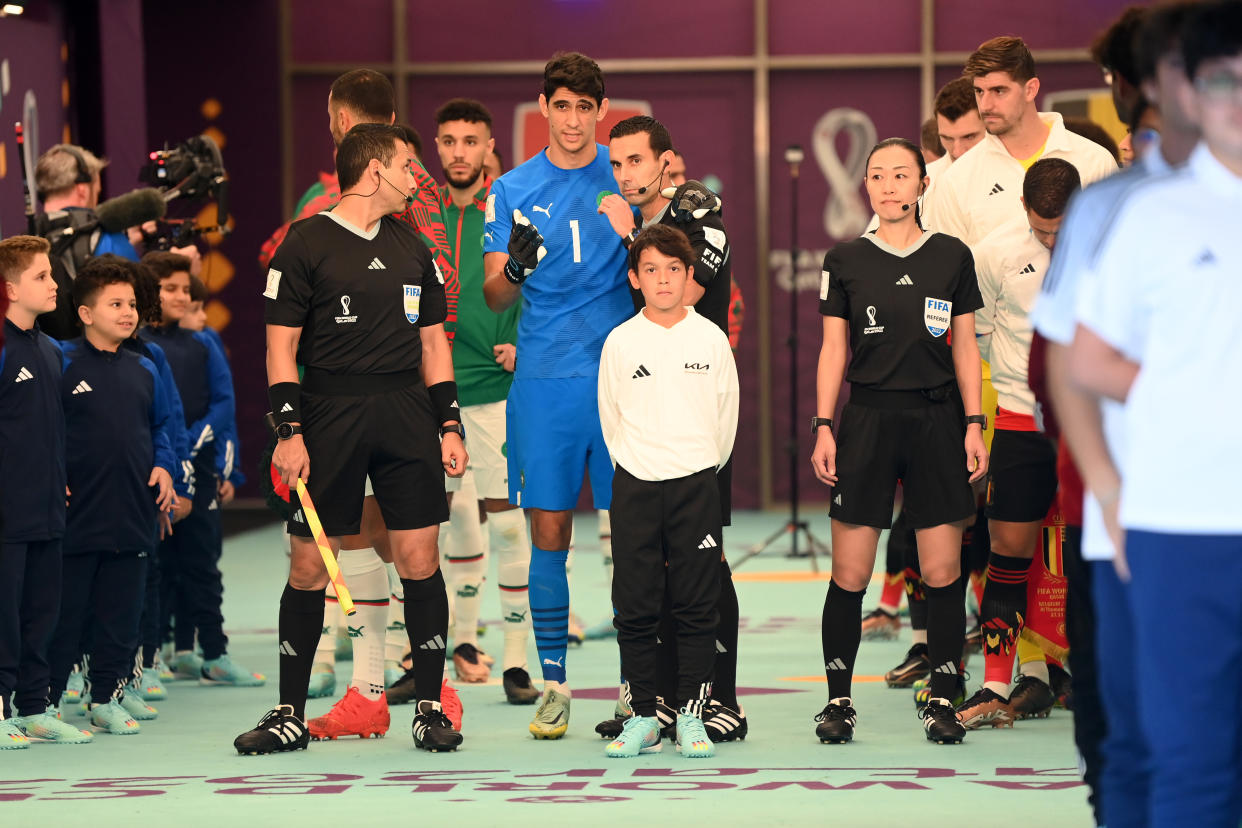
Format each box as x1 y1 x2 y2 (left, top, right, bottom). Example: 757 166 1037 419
444 399 509 499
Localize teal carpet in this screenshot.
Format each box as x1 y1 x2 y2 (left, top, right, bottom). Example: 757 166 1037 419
2 511 1092 827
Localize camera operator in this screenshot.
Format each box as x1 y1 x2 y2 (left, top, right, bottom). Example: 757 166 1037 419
36 145 140 262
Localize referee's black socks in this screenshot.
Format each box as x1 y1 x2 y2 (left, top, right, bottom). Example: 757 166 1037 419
402 570 449 706
821 581 866 699
924 578 967 700
278 583 327 720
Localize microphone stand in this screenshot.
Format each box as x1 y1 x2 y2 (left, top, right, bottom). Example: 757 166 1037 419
734 144 831 572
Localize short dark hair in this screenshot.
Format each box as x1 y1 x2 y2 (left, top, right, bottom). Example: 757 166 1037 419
627 224 694 273
329 69 395 123
964 36 1038 84
435 98 493 130
934 77 978 121
1063 117 1120 164
1182 0 1242 80
609 116 674 157
72 254 134 310
0 235 50 284
1091 7 1149 88
542 52 605 105
395 123 423 161
188 273 208 304
141 250 193 281
1023 158 1081 219
336 123 405 191
1135 1 1198 82
490 149 505 174
920 117 943 157
866 137 929 229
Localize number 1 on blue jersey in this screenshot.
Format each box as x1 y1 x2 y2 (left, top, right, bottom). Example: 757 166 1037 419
570 219 581 263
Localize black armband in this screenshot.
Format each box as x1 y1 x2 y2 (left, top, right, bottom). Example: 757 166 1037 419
268 382 301 425
428 381 461 425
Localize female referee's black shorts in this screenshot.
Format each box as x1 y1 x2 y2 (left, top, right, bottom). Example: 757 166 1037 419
828 385 976 531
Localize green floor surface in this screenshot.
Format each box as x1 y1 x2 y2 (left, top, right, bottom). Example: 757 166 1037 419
1 511 1093 827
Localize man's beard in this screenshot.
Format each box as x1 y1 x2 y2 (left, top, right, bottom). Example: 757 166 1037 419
447 163 484 191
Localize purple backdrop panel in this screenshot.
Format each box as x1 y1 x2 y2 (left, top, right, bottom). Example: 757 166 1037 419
935 0 1133 52
404 71 761 508
146 0 283 496
291 0 395 64
404 0 754 63
769 0 922 56
767 68 920 505
0 4 69 239
99 0 147 196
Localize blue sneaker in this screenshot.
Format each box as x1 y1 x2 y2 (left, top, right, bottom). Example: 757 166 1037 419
605 715 661 758
59 689 89 718
308 662 336 698
137 669 168 701
90 700 141 735
154 653 174 681
200 654 266 687
1 716 30 749
15 708 92 744
120 689 158 721
169 650 203 680
676 710 715 758
64 665 85 704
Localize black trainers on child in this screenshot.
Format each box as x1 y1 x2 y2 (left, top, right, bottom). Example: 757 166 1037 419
813 697 856 744
233 705 309 755
703 699 748 743
921 697 966 744
411 700 463 752
884 644 931 687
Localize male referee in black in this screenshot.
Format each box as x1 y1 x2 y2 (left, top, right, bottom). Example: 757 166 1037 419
235 123 467 755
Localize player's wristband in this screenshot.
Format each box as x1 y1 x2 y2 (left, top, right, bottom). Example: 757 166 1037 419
428 381 461 425
621 228 640 249
268 382 301 425
503 255 528 285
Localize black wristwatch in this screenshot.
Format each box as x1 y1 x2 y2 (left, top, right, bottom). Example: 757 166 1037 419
965 414 988 430
621 228 640 249
440 423 466 440
275 422 301 441
811 416 835 436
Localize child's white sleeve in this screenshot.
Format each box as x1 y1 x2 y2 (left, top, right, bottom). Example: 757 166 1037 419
597 335 620 464
716 335 739 468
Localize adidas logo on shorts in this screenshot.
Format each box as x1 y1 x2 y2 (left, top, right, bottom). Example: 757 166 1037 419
698 534 718 549
833 493 842 506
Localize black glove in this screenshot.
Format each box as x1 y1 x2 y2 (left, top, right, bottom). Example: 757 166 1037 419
661 179 722 223
503 209 547 284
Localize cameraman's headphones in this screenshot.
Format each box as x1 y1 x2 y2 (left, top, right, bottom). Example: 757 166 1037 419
59 145 95 186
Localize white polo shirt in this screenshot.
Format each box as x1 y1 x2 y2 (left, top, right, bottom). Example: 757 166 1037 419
597 307 739 482
971 216 1048 417
1075 143 1242 535
927 112 1118 246
1030 145 1167 560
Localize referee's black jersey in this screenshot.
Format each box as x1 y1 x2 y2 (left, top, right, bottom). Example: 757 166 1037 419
819 232 982 391
264 212 448 375
631 207 731 336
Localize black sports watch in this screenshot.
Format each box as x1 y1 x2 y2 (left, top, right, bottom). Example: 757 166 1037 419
965 414 988 430
440 423 466 440
811 416 835 436
275 422 301 441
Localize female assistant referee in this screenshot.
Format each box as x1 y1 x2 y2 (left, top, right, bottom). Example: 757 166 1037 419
810 137 988 746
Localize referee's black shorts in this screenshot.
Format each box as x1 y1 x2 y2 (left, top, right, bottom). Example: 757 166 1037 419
829 386 976 531
985 428 1058 523
287 370 449 538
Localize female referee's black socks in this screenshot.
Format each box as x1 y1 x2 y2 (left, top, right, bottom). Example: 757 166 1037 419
277 583 327 721
924 578 967 700
402 570 449 706
821 580 865 699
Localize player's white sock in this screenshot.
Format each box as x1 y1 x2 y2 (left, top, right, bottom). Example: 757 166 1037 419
314 583 341 667
597 509 614 589
443 483 487 648
384 562 407 664
491 508 531 671
1019 658 1051 685
337 548 388 700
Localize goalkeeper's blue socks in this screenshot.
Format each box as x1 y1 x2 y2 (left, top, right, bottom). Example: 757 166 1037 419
529 546 570 684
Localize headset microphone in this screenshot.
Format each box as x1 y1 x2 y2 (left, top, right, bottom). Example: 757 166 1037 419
636 160 670 195
380 173 415 205
901 202 911 211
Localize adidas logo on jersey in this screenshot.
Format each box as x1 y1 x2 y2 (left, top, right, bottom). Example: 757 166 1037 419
988 183 1005 195
698 534 718 549
14 366 33 382
632 365 652 379
825 658 848 671
419 634 446 651
72 381 93 395
1020 263 1036 275
895 274 914 286
368 257 386 270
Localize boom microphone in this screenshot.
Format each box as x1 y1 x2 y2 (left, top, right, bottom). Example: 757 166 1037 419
95 188 167 233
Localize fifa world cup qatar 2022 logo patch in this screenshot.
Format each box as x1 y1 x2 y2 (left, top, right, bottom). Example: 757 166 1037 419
924 298 952 338
403 284 422 324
